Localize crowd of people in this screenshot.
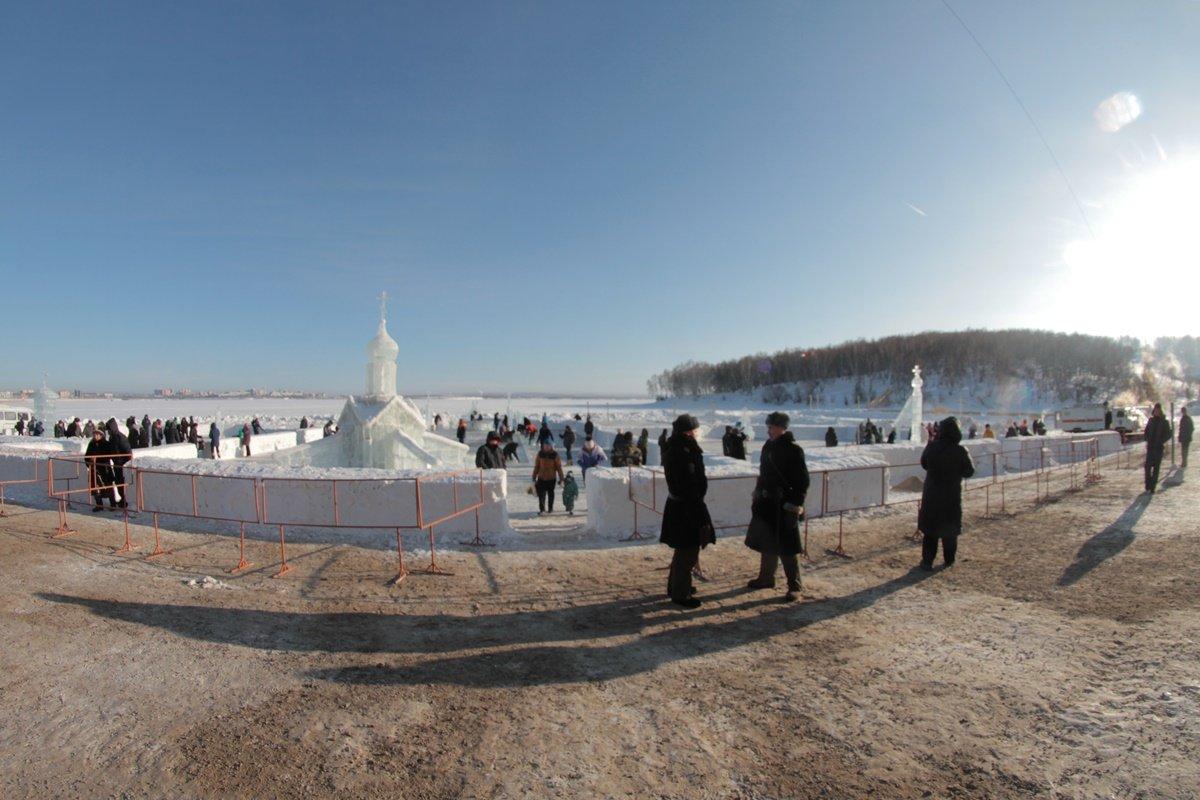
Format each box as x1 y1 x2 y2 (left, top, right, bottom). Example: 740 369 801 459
21 414 339 462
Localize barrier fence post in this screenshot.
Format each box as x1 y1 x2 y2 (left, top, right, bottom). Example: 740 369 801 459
460 474 494 547
114 507 134 554
422 526 452 575
270 524 292 578
54 498 75 538
146 512 169 558
910 499 923 542
228 522 253 574
621 467 653 541
826 511 850 559
388 528 409 586
0 484 6 517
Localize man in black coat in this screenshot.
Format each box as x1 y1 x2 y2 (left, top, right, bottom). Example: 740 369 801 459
1179 406 1193 469
659 414 713 609
1143 403 1172 492
141 415 151 448
918 416 975 569
475 432 507 470
584 417 594 438
85 428 116 511
728 426 747 460
745 411 810 601
105 419 133 509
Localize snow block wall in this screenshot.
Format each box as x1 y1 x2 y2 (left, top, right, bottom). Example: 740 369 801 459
297 428 326 444
588 455 889 538
131 457 511 537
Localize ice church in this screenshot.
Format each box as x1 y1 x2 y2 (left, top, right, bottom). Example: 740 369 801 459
266 293 469 470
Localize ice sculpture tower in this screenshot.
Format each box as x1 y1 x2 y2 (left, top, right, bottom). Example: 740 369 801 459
365 292 399 399
332 293 469 469
891 364 925 442
909 365 924 443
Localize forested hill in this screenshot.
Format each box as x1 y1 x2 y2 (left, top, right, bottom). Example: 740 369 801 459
648 330 1198 406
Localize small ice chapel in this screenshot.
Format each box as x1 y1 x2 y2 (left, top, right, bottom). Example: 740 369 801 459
336 293 468 469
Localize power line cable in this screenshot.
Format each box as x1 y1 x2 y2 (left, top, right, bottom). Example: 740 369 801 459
940 0 1094 236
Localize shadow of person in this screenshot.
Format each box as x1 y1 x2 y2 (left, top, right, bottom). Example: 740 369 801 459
1160 467 1184 489
38 570 933 686
1056 493 1151 588
304 568 935 687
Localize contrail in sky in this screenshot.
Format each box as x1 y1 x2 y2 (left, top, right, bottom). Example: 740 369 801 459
904 202 927 217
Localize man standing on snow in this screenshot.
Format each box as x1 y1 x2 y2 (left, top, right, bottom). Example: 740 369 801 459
1179 406 1193 469
660 414 713 608
1143 403 1172 492
918 416 975 570
744 412 809 602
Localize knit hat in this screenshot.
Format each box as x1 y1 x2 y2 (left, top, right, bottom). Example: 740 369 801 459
672 414 700 434
765 411 790 429
487 431 500 442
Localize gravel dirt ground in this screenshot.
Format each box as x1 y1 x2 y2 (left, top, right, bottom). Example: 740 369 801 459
0 453 1197 799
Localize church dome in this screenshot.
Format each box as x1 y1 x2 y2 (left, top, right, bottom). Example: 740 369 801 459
366 318 399 359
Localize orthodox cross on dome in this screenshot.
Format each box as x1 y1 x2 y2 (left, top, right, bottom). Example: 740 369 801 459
378 291 389 325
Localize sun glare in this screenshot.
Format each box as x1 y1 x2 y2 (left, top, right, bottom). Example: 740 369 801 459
1061 155 1200 336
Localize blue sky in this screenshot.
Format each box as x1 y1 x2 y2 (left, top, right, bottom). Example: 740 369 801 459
3 1 1198 394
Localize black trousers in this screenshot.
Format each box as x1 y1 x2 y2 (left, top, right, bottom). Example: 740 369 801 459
90 466 115 506
536 479 557 511
1145 450 1165 491
921 533 958 566
667 546 700 601
111 465 128 507
756 552 800 587
564 445 573 462
1181 440 1190 468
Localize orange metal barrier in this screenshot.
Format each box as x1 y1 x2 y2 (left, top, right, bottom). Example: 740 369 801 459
46 454 135 549
43 458 488 584
627 438 1117 559
0 454 77 517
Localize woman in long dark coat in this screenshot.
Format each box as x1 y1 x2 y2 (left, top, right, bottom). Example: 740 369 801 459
660 414 714 608
918 416 975 569
745 412 810 601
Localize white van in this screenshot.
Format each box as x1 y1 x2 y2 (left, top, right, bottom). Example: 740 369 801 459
1058 404 1145 434
0 406 35 436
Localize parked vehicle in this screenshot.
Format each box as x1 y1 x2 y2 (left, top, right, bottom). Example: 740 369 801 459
0 407 34 436
1057 404 1145 434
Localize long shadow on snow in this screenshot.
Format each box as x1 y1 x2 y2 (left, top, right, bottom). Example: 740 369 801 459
39 570 932 686
1056 492 1151 588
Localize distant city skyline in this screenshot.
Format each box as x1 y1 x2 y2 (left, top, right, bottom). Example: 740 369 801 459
3 2 1197 394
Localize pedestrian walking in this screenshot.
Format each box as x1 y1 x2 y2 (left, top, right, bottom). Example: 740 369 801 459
1143 403 1172 492
562 471 579 515
240 422 252 457
637 428 650 465
475 432 507 469
744 412 809 602
532 440 564 514
660 414 713 609
918 416 975 570
577 437 606 485
1179 406 1193 469
85 427 117 511
456 419 467 444
210 422 221 459
105 419 132 508
562 425 577 464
